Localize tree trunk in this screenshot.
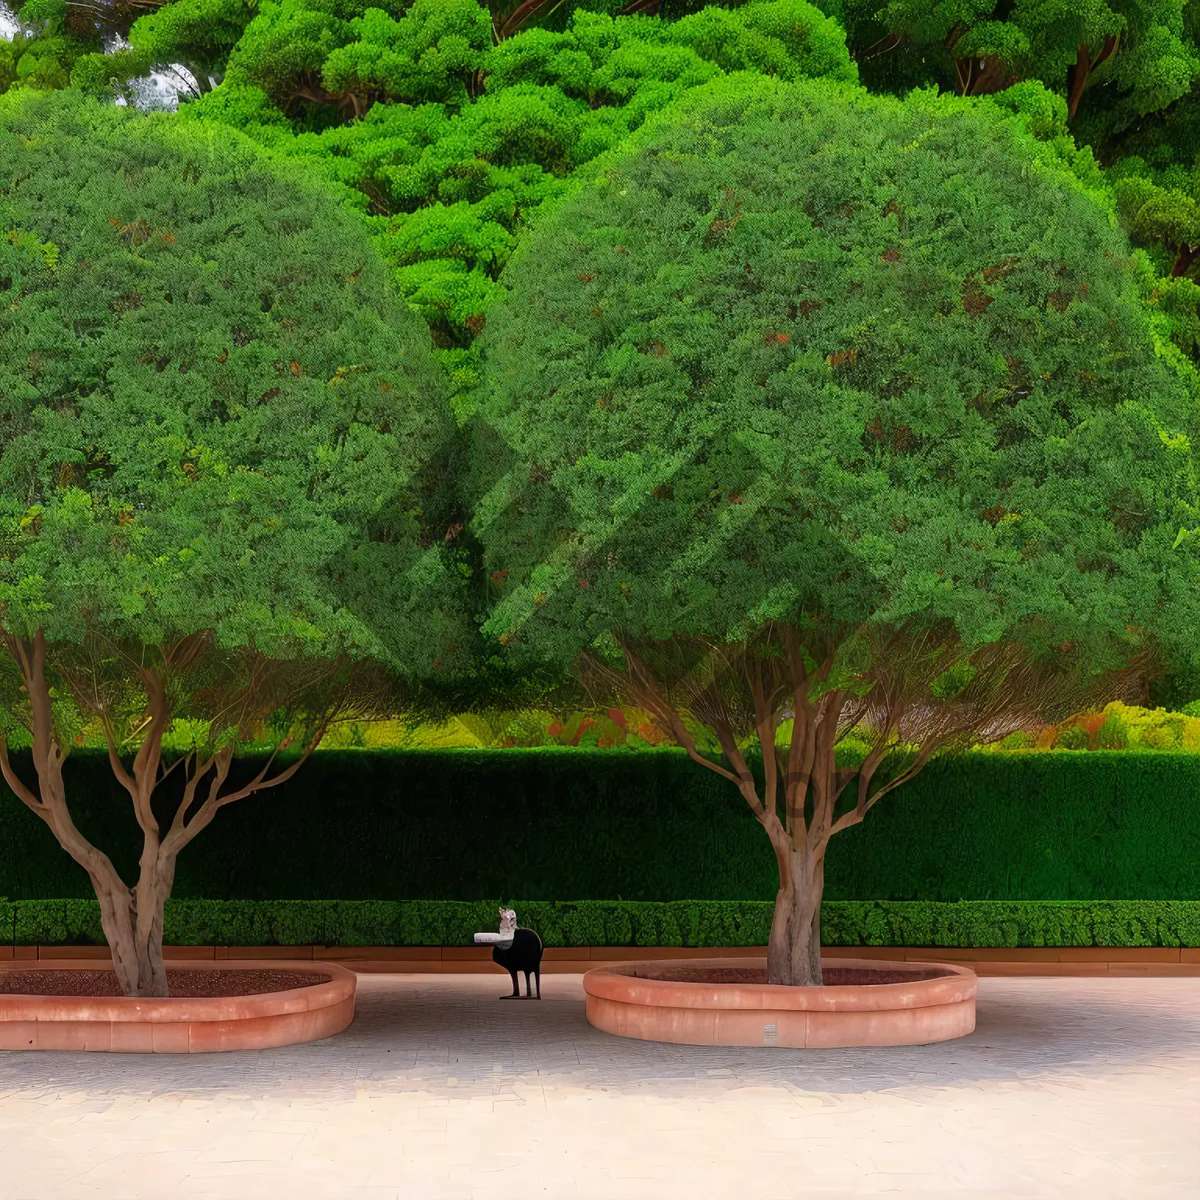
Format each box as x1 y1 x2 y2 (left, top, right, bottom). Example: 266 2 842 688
2 735 175 998
1 631 331 1002
766 845 825 987
93 853 176 998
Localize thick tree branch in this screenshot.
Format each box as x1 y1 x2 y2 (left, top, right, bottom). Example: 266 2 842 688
163 750 231 855
748 660 780 821
1094 32 1120 69
1067 36 1118 121
1170 243 1198 278
4 630 128 892
944 22 968 51
288 74 364 121
164 750 223 850
0 737 43 815
18 632 53 770
711 720 770 822
167 751 202 837
781 625 836 842
1066 42 1090 121
103 726 139 798
806 690 844 841
828 738 944 837
131 667 170 827
784 698 810 841
99 667 170 844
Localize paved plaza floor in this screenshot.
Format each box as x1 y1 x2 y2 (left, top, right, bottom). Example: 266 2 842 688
0 973 1197 1200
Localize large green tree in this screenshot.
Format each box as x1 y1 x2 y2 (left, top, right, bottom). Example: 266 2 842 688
471 75 1200 986
0 91 464 997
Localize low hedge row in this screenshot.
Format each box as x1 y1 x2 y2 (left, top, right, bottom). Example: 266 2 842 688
4 899 1197 948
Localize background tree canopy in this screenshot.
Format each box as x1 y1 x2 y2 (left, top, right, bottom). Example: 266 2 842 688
173 0 855 404
823 0 1200 133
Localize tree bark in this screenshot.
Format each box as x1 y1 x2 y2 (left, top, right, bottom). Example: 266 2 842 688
859 31 905 58
1067 36 1118 122
494 0 559 42
766 845 825 987
92 857 175 999
1170 243 1198 279
288 74 367 122
955 54 1018 97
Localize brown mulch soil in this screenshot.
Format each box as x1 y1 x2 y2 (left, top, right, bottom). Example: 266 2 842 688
0 969 331 998
629 966 950 987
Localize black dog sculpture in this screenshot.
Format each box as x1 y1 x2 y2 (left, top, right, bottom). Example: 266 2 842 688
486 908 543 999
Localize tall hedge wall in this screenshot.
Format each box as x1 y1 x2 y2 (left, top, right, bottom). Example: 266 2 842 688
0 749 1197 901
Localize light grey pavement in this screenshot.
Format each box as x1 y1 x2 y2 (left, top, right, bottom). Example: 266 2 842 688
0 973 1197 1200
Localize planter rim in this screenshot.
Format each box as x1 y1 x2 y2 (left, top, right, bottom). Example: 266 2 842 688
0 958 355 1024
583 956 977 1012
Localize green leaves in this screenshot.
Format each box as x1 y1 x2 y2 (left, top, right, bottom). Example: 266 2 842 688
0 90 463 676
126 0 259 90
474 76 1199 683
186 0 855 380
1113 156 1199 240
321 0 493 107
223 0 491 113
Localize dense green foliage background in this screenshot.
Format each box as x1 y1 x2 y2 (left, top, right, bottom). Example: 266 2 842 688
2 749 1197 901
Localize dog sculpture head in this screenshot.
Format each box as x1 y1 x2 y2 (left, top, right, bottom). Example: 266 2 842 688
498 907 517 936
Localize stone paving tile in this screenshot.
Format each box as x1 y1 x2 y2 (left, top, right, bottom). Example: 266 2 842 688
0 974 1198 1199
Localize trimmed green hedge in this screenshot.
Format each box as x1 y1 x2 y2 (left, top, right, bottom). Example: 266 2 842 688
4 899 1197 948
1 749 1199 901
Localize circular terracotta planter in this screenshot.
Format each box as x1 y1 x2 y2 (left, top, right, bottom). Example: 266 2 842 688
0 960 356 1053
583 957 976 1048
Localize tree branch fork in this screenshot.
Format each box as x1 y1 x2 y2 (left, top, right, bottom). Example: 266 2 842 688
579 623 1145 984
0 628 346 996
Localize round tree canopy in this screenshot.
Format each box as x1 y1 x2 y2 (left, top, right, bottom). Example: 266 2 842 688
473 75 1199 673
0 91 461 672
